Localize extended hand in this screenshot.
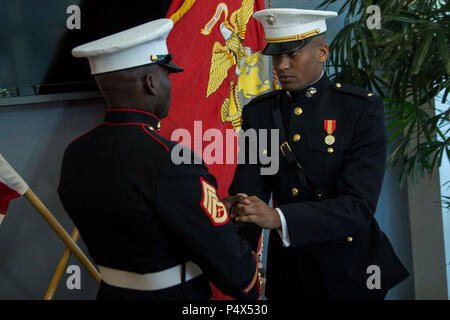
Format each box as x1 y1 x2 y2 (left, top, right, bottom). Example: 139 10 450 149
231 196 281 230
221 194 248 231
221 194 248 213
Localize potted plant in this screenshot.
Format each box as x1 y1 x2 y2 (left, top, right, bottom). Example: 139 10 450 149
317 0 449 204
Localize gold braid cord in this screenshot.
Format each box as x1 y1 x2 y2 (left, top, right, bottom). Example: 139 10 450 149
268 0 275 88
169 0 196 24
273 67 280 90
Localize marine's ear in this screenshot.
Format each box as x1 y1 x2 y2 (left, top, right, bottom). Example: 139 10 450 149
317 42 329 63
144 73 157 96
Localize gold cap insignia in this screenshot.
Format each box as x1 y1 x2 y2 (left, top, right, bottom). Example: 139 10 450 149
266 15 277 25
151 55 158 62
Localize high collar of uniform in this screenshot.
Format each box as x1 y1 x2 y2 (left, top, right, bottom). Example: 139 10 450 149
104 108 162 131
286 72 330 103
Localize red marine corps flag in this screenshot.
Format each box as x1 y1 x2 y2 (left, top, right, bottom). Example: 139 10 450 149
0 154 29 225
163 0 270 300
162 0 269 197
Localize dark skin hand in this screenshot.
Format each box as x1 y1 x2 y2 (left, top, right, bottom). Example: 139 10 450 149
224 195 267 296
222 196 266 296
221 193 245 231
230 195 281 230
221 194 248 213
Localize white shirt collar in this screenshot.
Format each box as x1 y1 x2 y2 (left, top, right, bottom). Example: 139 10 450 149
309 69 324 86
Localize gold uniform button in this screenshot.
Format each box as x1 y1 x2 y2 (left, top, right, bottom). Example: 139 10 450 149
347 236 353 242
327 147 334 154
148 126 155 131
294 107 303 116
157 121 161 130
292 134 301 142
291 188 299 197
336 83 342 88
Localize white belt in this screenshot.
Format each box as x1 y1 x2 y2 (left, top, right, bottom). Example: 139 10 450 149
98 261 203 291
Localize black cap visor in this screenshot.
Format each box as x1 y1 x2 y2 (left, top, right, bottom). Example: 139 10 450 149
152 53 183 73
262 33 324 55
158 60 183 73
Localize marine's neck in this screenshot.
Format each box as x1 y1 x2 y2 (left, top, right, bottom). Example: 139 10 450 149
309 69 324 86
286 69 324 98
285 69 324 98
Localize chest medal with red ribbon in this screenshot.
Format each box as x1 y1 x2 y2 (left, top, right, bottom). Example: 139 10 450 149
324 120 336 145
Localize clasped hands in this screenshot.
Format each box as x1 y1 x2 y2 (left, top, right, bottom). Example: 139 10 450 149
221 194 281 230
221 194 275 297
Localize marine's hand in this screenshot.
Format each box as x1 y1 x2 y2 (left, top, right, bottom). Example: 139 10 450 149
222 193 248 231
221 194 247 212
232 196 281 230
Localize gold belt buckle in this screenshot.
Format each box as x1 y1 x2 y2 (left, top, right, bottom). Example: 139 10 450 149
280 141 292 156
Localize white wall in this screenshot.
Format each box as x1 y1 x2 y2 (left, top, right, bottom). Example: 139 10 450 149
0 99 105 299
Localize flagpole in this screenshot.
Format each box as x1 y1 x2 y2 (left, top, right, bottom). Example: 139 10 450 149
23 189 101 285
44 228 80 300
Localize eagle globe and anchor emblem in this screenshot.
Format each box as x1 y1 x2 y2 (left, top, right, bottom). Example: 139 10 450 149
201 0 271 131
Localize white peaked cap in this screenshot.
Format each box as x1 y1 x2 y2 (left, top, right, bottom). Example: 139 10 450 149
254 8 337 43
72 19 178 75
253 8 337 55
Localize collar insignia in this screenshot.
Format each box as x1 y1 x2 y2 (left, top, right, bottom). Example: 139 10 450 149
306 87 317 98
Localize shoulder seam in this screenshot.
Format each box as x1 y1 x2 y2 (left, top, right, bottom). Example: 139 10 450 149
247 90 281 106
331 83 378 103
140 125 169 152
70 124 102 145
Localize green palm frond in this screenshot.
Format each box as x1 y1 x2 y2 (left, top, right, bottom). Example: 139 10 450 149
316 0 450 194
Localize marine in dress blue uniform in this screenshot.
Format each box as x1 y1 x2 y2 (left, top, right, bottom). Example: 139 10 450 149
229 9 409 300
58 19 260 300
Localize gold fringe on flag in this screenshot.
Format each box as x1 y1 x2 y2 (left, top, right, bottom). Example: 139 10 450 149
273 67 280 90
169 0 197 24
